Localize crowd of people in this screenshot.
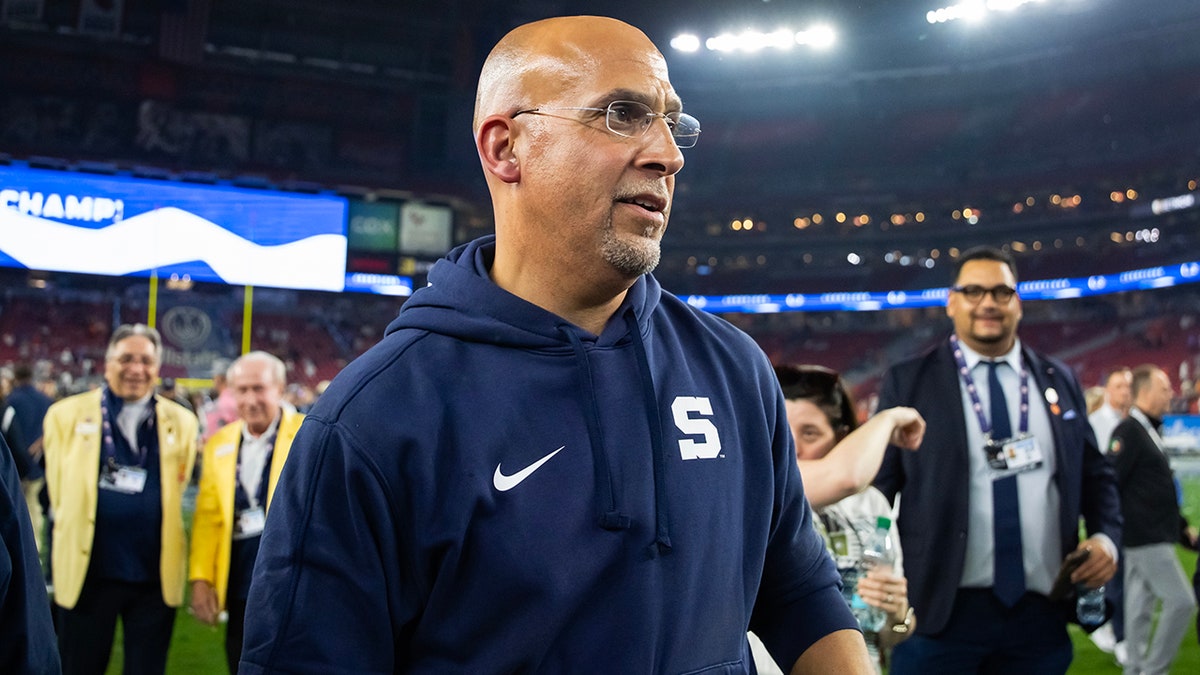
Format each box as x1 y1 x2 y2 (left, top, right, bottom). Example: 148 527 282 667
0 14 1198 675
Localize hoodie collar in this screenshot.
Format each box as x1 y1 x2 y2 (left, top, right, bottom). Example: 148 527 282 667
388 235 660 349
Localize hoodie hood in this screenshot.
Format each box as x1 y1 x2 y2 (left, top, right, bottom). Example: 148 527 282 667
385 235 662 349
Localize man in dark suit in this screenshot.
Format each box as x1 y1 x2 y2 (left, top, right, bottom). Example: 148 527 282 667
874 245 1122 673
1110 364 1196 675
2 363 53 554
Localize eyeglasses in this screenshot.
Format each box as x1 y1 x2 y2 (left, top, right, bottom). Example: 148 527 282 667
774 364 841 399
512 100 701 148
951 284 1018 304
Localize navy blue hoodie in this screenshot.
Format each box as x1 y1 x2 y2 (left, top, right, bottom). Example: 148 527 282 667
1 434 60 673
240 236 855 674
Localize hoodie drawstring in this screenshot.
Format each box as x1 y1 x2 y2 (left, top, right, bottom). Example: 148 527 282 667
561 325 631 531
560 317 673 557
623 311 673 558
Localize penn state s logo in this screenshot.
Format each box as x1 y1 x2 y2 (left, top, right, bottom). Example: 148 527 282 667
672 396 722 460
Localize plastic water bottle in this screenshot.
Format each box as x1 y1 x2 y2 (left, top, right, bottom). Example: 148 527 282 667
852 515 895 633
1076 584 1106 626
839 566 861 619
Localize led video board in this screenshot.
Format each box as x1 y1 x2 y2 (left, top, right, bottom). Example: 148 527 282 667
0 165 349 292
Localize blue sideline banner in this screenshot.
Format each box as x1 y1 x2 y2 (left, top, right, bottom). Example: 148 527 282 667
684 261 1200 314
0 165 349 292
1163 414 1200 454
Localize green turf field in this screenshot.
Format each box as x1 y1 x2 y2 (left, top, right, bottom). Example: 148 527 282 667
96 477 1200 674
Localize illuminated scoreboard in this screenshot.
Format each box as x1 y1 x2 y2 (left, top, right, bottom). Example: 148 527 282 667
0 165 350 292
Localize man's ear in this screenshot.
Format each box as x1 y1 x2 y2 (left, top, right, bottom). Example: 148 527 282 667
477 116 521 184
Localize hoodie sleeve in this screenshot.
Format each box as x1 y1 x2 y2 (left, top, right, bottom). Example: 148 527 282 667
0 434 60 673
748 387 860 670
239 418 418 675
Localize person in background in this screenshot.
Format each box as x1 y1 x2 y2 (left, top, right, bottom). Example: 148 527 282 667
0 433 60 673
159 377 195 414
1086 365 1133 662
189 352 302 674
3 363 54 554
1110 364 1197 675
874 246 1121 673
1084 386 1105 417
777 365 926 510
201 360 238 443
43 324 198 675
1090 367 1132 453
769 364 925 670
239 15 871 674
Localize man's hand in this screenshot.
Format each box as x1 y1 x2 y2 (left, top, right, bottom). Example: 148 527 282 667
1070 537 1117 588
1183 525 1199 551
190 579 220 625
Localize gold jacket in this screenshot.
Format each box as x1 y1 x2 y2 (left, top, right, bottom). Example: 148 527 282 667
43 389 198 609
188 409 303 610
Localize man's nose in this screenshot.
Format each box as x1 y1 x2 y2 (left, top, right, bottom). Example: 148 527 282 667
637 118 685 176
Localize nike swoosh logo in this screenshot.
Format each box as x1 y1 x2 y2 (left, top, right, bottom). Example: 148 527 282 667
493 446 565 492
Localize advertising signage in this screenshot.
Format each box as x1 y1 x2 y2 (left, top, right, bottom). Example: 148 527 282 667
399 201 453 257
347 200 399 252
0 165 349 292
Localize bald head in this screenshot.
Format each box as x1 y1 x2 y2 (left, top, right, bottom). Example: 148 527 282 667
471 15 686 324
473 16 669 131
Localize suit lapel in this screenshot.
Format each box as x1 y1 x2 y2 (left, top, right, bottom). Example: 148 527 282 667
1023 348 1065 475
212 423 242 517
1022 347 1075 549
934 342 972 473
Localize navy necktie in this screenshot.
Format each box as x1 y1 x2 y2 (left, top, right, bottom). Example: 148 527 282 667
987 361 1025 607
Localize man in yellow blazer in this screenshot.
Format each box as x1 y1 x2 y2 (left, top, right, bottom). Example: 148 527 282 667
189 351 302 674
43 323 198 675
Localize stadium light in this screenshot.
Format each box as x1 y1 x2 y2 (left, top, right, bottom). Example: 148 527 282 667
926 0 1047 25
682 24 837 54
798 24 837 50
670 34 701 52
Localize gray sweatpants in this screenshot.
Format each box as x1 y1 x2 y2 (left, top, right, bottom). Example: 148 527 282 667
1122 543 1197 675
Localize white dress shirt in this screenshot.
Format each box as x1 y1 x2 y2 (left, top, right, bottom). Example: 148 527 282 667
1088 403 1124 454
956 339 1061 595
115 393 154 451
238 413 280 509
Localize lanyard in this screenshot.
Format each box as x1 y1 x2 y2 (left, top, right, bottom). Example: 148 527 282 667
949 335 1030 439
1129 408 1166 454
99 388 152 468
235 432 276 510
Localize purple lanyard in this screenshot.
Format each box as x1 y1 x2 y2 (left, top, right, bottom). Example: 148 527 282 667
235 431 277 509
949 335 1030 439
98 389 151 468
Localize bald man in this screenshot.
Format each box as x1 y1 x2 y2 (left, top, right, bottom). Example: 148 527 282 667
240 16 869 674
